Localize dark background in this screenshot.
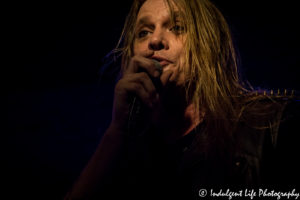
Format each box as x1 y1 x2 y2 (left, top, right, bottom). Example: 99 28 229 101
3 1 299 199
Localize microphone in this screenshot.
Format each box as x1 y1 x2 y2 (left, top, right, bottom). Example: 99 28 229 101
127 59 162 137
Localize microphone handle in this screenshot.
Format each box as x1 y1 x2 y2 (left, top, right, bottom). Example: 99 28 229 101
127 96 144 137
127 59 162 136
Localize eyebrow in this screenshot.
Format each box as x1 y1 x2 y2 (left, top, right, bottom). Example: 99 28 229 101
136 16 151 28
135 11 182 28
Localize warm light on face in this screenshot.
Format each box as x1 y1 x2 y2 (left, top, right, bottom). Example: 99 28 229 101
133 0 187 86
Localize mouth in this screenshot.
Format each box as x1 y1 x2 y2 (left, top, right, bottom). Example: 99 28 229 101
150 56 172 67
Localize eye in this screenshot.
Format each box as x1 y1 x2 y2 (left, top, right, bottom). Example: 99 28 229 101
170 25 185 34
137 30 150 38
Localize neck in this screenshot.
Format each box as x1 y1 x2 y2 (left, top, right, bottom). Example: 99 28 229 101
152 101 204 143
182 103 203 136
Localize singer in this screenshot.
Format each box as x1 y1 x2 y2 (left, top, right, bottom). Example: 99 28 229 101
65 0 299 199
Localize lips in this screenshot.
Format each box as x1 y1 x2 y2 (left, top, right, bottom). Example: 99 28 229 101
150 56 172 67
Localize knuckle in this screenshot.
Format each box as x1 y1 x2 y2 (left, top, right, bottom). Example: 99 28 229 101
116 78 127 86
139 72 148 79
115 80 123 89
130 56 139 63
133 84 142 91
141 93 151 102
150 88 156 95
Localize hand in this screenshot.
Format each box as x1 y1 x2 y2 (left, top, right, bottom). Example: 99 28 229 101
110 55 161 132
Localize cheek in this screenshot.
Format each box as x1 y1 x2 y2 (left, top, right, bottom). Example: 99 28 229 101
171 42 186 72
133 42 147 56
169 38 186 63
174 43 185 58
133 43 139 55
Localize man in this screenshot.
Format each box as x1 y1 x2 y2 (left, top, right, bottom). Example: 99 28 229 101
65 0 299 199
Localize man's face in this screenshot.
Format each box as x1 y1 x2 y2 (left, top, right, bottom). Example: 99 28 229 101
133 0 186 87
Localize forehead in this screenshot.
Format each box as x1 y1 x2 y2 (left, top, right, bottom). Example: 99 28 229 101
137 0 178 21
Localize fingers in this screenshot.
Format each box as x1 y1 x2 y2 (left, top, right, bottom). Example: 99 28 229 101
129 72 157 98
160 63 184 87
124 56 162 78
116 72 159 108
111 56 162 129
116 55 175 108
160 69 173 87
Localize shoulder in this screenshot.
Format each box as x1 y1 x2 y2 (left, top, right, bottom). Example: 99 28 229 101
238 92 300 185
279 97 300 124
272 97 300 186
237 91 299 135
237 91 300 145
229 92 299 186
275 96 300 153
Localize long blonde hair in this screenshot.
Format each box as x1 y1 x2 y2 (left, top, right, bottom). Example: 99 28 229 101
113 0 283 156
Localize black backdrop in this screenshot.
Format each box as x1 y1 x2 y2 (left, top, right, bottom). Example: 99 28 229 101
3 1 299 199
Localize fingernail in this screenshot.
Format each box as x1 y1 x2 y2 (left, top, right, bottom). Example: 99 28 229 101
152 59 162 72
154 71 160 78
155 93 159 102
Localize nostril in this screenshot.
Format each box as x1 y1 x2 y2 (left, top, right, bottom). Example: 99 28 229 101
149 41 165 51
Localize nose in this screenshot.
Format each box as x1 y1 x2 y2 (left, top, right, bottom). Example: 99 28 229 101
148 28 169 51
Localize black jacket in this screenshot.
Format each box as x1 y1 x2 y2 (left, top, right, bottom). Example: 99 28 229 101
98 97 300 200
